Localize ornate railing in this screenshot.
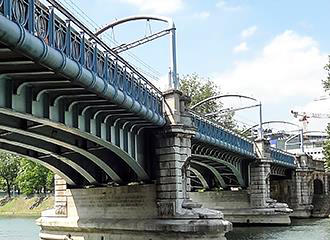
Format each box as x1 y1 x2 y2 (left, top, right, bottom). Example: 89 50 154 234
270 147 296 167
0 0 164 119
190 111 255 157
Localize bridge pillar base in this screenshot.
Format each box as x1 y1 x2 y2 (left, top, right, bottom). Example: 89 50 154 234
191 190 292 225
37 183 232 240
38 218 231 240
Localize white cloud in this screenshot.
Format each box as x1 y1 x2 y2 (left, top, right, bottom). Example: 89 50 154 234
216 30 327 104
241 26 257 38
193 11 210 19
151 74 170 91
216 0 241 11
119 0 183 14
233 42 249 53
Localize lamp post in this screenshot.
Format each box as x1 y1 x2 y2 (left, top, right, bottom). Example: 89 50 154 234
191 94 264 139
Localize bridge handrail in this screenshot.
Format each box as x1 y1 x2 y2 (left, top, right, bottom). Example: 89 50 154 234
0 0 164 117
189 110 255 156
269 147 296 166
46 0 162 96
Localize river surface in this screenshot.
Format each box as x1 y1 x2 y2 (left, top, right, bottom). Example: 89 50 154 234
0 217 330 240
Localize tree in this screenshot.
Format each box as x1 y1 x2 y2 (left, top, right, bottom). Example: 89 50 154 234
323 56 330 92
180 73 236 129
323 57 330 167
16 159 53 195
0 152 20 198
324 125 330 168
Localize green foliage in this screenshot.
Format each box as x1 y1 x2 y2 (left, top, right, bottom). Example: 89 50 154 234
324 124 330 168
0 152 20 197
0 152 54 197
180 73 236 129
323 57 330 167
323 56 330 92
16 159 52 195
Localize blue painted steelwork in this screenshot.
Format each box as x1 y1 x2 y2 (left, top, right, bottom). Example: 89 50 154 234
0 0 165 126
190 111 255 157
269 147 296 168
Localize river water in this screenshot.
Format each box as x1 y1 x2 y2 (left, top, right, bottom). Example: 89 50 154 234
0 217 330 240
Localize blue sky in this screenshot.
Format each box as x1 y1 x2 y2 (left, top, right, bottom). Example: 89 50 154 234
57 0 330 132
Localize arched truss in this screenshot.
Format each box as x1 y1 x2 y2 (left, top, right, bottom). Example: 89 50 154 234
189 167 209 189
0 107 151 186
270 165 287 177
189 143 248 189
190 160 227 188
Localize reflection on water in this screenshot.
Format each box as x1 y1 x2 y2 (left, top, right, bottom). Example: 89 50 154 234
0 216 39 240
226 218 330 240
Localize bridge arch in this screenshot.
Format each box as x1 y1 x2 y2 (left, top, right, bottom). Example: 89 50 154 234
0 108 150 186
192 154 245 187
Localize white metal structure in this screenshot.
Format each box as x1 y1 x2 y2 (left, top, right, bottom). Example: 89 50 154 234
291 110 330 131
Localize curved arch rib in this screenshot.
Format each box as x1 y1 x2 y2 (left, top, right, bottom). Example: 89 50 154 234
190 160 227 188
0 124 121 182
192 154 245 187
0 108 150 180
0 149 76 185
0 138 97 184
190 167 210 189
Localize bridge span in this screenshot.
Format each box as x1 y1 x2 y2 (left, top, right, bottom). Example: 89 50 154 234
0 0 329 239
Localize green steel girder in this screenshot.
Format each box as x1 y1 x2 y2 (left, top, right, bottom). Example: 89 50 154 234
191 160 227 188
0 137 97 184
15 80 71 95
190 167 210 189
0 123 122 182
0 144 79 186
0 129 102 183
192 154 245 187
0 108 150 181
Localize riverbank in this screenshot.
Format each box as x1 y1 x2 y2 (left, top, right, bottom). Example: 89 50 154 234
0 196 54 217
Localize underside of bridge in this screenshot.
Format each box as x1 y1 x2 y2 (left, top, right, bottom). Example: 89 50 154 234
0 30 163 187
189 141 255 190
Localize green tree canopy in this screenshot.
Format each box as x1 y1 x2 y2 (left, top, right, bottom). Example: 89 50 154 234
16 159 54 195
323 57 330 167
180 73 236 129
0 152 20 197
323 56 330 92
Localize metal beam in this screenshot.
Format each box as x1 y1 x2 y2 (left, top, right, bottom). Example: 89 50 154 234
0 108 150 180
193 154 245 187
191 160 227 188
0 137 97 184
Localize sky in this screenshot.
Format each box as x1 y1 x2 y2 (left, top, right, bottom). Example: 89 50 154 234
56 0 330 133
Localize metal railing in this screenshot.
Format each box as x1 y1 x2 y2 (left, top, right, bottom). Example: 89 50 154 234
0 0 164 117
269 147 296 167
190 111 255 157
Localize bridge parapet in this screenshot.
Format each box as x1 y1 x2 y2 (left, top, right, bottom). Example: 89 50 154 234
190 111 255 157
269 147 296 168
0 0 164 125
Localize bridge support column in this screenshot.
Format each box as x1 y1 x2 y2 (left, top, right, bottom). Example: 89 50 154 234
155 125 194 216
246 140 292 224
290 154 314 218
249 160 271 208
